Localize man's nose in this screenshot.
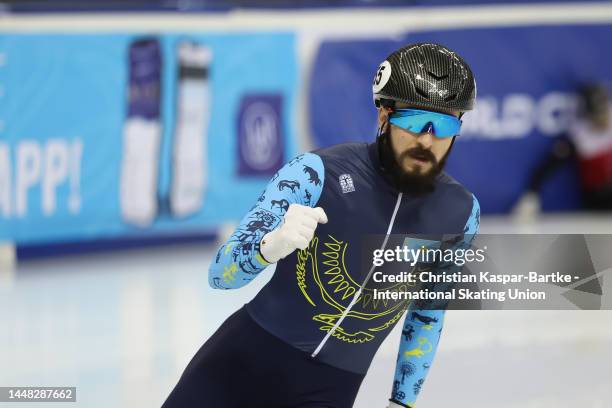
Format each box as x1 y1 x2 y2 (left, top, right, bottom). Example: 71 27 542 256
417 125 435 148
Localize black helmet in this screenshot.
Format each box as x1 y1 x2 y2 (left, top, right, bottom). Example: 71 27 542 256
372 43 476 112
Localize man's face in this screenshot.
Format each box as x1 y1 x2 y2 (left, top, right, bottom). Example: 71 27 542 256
378 104 459 176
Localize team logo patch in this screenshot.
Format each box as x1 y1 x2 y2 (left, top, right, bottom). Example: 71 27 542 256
339 174 355 194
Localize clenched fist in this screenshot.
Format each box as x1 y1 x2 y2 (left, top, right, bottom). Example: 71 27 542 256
259 204 328 263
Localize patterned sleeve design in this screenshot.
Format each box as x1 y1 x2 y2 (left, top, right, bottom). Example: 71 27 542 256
208 153 325 290
390 194 480 407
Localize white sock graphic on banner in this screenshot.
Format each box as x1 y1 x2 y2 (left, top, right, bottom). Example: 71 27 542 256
170 42 211 218
121 119 161 226
120 38 162 227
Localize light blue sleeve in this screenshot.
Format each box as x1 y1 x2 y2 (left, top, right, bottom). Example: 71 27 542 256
208 153 325 290
390 195 480 407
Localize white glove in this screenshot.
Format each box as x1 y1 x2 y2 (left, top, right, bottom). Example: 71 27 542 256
387 401 409 408
259 204 328 263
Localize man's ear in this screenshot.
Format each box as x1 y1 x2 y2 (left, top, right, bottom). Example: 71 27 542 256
378 107 390 126
377 114 390 138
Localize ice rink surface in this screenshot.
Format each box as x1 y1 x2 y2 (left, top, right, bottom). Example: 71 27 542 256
1 215 612 408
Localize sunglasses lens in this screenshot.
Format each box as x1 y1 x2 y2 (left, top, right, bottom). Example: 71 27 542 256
389 109 461 138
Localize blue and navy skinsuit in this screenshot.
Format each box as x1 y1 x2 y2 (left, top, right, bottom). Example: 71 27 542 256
207 142 479 407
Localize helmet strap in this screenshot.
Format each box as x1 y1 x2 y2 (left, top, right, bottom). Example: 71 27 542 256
449 135 457 151
376 119 391 172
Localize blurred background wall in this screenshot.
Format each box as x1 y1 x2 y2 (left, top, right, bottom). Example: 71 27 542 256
2 0 612 249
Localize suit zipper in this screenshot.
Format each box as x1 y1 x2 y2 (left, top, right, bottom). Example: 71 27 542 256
311 192 403 358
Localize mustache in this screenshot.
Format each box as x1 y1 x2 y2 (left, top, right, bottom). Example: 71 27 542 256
399 147 438 165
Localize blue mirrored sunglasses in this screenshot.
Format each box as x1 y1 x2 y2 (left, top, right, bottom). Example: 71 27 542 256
388 108 462 138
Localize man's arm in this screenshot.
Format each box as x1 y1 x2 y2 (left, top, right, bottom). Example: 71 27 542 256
208 153 325 290
389 195 480 407
390 308 445 408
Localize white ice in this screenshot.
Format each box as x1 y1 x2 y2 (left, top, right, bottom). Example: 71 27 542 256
0 214 611 408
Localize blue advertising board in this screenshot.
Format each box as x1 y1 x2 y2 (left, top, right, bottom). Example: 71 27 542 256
0 33 298 244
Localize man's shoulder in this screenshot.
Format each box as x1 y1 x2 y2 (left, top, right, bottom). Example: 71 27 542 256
434 172 479 228
436 172 475 202
312 142 369 162
308 142 374 177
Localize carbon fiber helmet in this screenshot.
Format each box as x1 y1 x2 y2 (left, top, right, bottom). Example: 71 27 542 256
372 43 476 112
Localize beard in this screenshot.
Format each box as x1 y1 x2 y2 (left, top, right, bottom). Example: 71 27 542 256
378 123 452 195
